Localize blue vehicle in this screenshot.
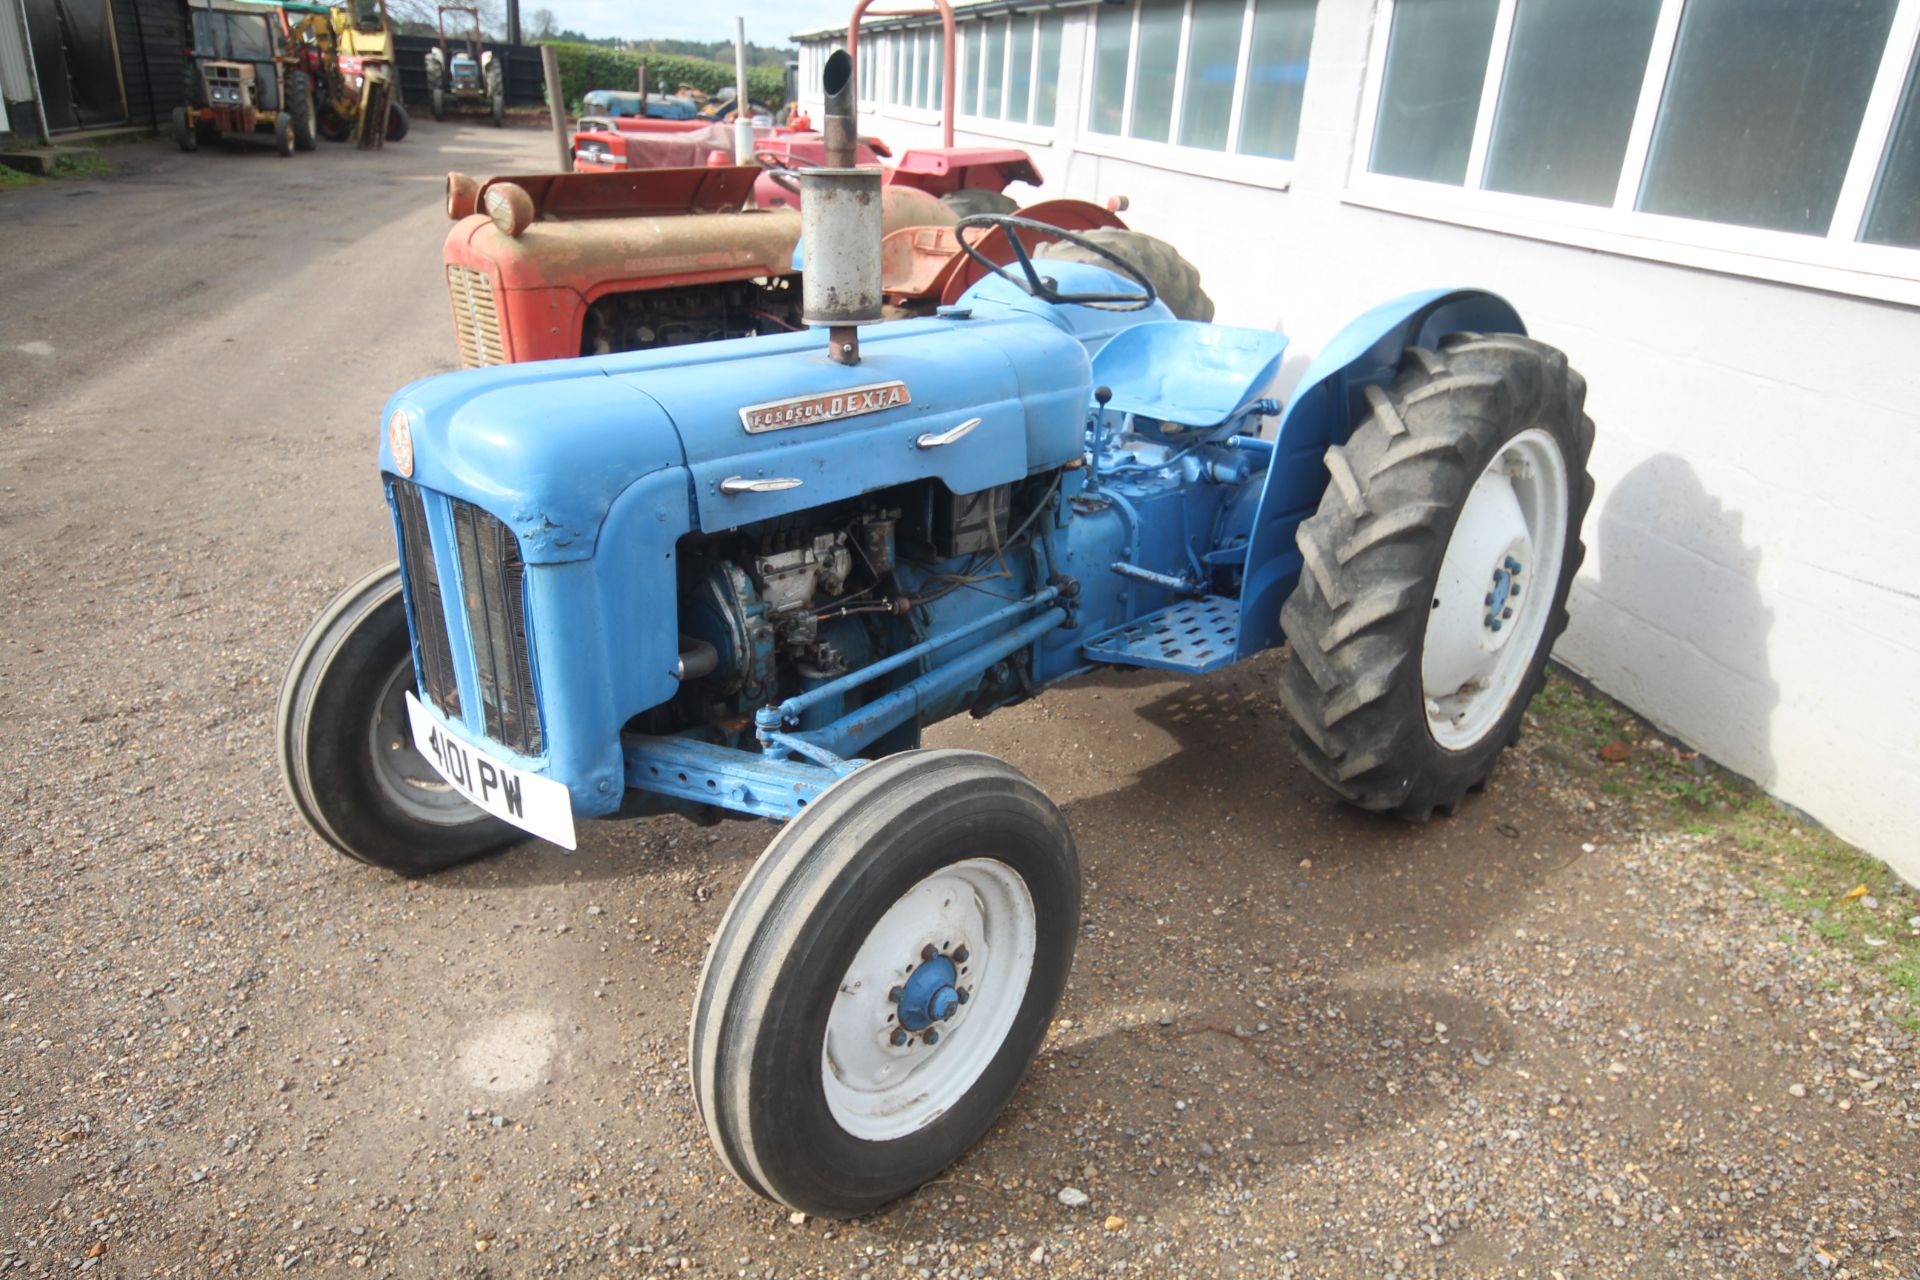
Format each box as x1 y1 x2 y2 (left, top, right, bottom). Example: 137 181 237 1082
279 52 1593 1219
580 88 699 120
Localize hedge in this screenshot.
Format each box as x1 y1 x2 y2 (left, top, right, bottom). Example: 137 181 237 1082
543 42 788 112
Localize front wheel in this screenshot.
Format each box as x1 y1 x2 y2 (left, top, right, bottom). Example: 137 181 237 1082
385 99 410 142
171 106 197 152
487 64 505 126
274 111 295 157
691 750 1079 1218
430 85 446 120
288 72 317 150
1277 333 1594 820
278 566 522 875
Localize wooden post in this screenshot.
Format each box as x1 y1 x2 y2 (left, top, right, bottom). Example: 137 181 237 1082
637 61 648 101
541 44 572 172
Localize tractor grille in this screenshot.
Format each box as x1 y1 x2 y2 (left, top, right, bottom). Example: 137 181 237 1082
386 480 544 756
446 264 505 368
388 478 462 719
449 498 544 756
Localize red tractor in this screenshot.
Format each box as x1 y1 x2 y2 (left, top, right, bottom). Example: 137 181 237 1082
435 0 1210 368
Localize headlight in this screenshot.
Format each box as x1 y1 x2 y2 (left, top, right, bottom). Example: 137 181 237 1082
388 409 415 477
484 182 534 238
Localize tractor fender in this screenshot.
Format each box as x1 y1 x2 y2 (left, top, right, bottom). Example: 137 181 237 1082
1232 287 1526 658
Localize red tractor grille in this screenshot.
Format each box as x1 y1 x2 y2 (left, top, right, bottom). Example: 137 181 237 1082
446 264 505 367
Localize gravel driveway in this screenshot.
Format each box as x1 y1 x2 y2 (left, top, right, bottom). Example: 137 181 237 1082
2 126 1915 1279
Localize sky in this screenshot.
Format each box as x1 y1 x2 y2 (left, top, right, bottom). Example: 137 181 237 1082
542 0 852 44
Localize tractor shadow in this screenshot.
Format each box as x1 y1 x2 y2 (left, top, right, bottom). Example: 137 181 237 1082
1563 451 1778 788
908 652 1585 1229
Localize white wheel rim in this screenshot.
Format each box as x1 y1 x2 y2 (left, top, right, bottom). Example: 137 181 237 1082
820 857 1036 1142
1421 427 1569 751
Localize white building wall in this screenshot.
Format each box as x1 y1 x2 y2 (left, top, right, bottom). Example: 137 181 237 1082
801 2 1920 878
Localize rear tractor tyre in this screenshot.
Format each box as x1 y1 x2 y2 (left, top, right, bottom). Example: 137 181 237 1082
386 99 410 142
172 106 197 152
487 63 505 127
288 72 317 150
278 565 523 876
692 750 1079 1218
274 111 295 157
1035 227 1214 322
938 187 1017 220
1276 333 1594 821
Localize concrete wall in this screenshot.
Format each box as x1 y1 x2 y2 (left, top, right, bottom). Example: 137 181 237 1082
802 1 1920 877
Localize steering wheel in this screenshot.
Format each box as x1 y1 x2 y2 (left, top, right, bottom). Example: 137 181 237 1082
753 149 814 195
954 214 1157 312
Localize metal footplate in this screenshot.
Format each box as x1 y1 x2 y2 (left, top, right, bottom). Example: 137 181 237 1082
1081 597 1242 674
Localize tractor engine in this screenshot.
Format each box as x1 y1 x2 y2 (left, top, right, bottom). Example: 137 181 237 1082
656 476 1045 756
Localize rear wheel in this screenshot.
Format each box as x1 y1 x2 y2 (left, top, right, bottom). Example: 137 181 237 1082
278 565 522 875
1277 333 1594 820
430 85 446 120
692 750 1079 1218
171 106 197 152
487 63 505 126
938 187 1016 220
1035 227 1214 321
287 72 317 150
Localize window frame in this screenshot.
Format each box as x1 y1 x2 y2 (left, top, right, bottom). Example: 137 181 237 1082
1076 0 1302 191
1346 0 1920 306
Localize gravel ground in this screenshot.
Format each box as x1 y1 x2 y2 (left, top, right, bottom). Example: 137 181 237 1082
3 127 1916 1280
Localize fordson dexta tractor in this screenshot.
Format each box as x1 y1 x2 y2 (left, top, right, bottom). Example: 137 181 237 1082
280 50 1593 1218
423 4 504 125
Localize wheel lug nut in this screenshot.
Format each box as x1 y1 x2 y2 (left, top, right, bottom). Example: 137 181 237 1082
1484 593 1494 606
889 1029 907 1046
952 946 969 964
921 944 937 962
888 986 902 1003
1502 607 1513 619
956 988 969 1004
924 1029 939 1046
1490 620 1503 632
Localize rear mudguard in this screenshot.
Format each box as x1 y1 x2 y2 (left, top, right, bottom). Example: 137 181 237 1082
1234 288 1525 658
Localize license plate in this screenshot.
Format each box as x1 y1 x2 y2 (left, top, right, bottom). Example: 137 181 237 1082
405 691 577 850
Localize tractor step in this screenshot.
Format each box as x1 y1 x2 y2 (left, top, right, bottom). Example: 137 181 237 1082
1082 597 1241 674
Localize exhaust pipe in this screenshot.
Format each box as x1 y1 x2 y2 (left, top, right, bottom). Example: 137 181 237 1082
800 48 882 366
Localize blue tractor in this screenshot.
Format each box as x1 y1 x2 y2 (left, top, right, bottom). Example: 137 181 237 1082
279 51 1593 1218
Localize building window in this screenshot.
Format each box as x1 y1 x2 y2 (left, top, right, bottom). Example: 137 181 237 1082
1480 0 1661 205
1864 46 1920 247
1088 0 1316 161
1359 0 1920 257
1638 0 1899 235
953 12 1064 128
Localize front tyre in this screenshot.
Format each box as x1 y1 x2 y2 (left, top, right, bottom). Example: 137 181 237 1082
385 99 410 142
691 750 1079 1218
1277 333 1594 820
278 565 522 875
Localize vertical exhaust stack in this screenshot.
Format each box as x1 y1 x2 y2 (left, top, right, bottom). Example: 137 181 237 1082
800 49 882 366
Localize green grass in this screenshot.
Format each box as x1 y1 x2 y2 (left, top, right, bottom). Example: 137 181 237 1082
1531 669 1918 1029
0 149 112 193
52 151 111 178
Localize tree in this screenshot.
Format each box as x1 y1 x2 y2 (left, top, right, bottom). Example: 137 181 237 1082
528 6 554 38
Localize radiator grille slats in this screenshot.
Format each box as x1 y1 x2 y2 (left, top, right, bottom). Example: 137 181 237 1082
388 479 543 756
446 264 505 368
388 479 462 719
450 499 544 756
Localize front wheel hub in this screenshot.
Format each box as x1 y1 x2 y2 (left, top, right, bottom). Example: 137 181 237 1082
896 953 961 1032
